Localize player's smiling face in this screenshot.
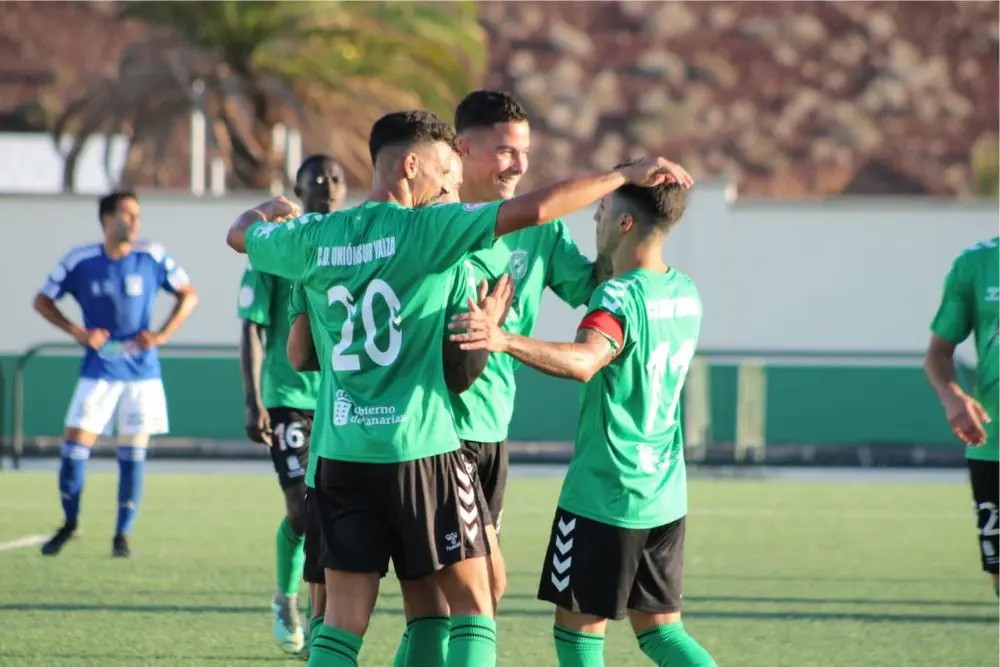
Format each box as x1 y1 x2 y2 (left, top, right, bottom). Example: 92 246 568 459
103 196 140 244
461 120 530 200
299 160 346 214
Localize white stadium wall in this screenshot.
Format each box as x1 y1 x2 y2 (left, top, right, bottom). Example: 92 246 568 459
0 184 996 356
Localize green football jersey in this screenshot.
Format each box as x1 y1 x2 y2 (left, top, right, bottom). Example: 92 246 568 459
237 266 320 411
244 200 499 475
450 220 595 442
930 237 999 462
559 268 702 529
287 258 475 487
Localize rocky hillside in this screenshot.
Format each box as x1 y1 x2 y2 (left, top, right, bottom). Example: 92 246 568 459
479 1 998 196
1 1 996 196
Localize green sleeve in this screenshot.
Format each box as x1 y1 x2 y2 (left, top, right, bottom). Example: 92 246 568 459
546 220 597 308
236 265 273 326
287 282 307 325
244 213 324 282
582 278 630 353
931 256 974 344
408 202 500 273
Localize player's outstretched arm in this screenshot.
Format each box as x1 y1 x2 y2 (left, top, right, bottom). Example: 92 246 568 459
450 300 615 383
492 158 692 240
287 314 320 372
226 196 301 253
925 334 990 446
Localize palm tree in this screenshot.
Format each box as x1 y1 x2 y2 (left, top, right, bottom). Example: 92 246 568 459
54 1 486 191
971 134 999 197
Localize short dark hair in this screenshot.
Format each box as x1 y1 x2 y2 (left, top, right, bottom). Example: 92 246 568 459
454 90 528 134
368 111 457 164
612 163 687 234
98 191 137 221
295 154 339 184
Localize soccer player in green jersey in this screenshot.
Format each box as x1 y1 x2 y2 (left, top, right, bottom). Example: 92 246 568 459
925 237 999 596
454 89 611 593
286 153 516 665
237 154 346 655
451 175 717 666
390 90 615 667
226 109 690 667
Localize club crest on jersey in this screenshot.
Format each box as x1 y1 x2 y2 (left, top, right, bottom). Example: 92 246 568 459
238 285 254 309
125 274 144 296
986 286 999 302
508 250 529 281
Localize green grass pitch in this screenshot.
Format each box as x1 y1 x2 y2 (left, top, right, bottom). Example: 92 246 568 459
0 469 997 666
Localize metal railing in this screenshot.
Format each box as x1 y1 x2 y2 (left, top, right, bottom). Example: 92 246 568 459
10 342 238 469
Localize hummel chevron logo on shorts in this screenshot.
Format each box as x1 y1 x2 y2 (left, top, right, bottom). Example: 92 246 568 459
455 465 480 543
550 515 576 592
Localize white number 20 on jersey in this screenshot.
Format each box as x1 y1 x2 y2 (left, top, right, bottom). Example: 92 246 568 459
327 279 403 371
644 338 696 434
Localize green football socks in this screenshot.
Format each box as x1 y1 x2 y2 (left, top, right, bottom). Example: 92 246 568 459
392 624 411 667
447 615 497 667
276 517 305 597
307 624 362 666
553 625 605 666
636 622 717 666
401 616 450 667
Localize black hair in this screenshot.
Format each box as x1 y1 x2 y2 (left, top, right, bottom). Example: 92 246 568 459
98 191 137 221
612 162 687 234
454 90 528 134
295 154 340 184
368 110 457 165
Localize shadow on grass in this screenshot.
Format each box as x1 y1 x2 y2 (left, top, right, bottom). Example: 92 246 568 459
0 602 995 624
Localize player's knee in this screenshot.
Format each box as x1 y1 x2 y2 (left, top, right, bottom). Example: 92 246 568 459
283 488 307 536
64 428 97 446
400 576 450 619
486 527 507 605
435 556 494 618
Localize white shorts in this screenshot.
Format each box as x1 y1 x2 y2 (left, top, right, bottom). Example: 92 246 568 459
65 378 169 437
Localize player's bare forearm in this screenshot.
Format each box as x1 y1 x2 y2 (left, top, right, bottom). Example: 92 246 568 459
156 285 198 344
924 335 964 400
442 339 488 394
240 320 267 407
226 209 266 253
502 331 612 383
494 171 626 240
287 314 320 372
32 293 84 339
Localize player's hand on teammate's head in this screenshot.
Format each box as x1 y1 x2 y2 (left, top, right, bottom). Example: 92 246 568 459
618 158 693 189
478 275 515 326
257 196 301 222
74 328 109 350
943 391 991 446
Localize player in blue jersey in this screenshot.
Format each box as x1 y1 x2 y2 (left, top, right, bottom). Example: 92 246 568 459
33 191 199 558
